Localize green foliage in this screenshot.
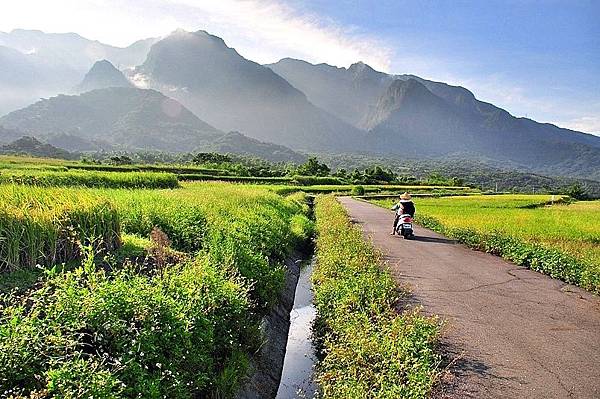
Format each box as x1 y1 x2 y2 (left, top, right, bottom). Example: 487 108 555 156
295 156 331 177
0 170 179 189
193 152 232 164
313 196 440 398
0 255 253 398
350 185 365 196
0 182 314 398
179 174 292 184
566 182 587 200
291 175 345 186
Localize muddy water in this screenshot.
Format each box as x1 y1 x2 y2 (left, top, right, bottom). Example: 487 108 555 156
275 259 317 399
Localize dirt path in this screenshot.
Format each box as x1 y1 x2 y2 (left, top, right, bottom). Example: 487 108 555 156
339 197 600 399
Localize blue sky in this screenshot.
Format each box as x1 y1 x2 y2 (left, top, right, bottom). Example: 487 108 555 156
1 0 599 134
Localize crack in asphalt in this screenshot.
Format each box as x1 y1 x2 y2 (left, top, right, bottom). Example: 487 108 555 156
530 356 575 398
422 277 519 294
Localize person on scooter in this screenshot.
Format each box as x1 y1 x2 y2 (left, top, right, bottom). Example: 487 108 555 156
391 192 415 235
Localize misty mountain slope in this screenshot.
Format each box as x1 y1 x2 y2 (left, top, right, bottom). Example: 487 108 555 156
198 131 306 163
0 29 156 71
77 60 133 92
268 58 394 127
365 79 600 180
0 87 223 152
133 29 365 151
0 29 157 116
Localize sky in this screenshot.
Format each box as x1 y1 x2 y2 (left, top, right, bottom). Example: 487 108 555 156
1 0 599 135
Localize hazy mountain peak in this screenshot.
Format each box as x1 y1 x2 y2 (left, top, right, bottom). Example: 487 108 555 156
77 59 132 92
348 61 374 74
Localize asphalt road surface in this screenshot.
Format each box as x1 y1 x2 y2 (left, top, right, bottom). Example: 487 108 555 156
339 197 600 399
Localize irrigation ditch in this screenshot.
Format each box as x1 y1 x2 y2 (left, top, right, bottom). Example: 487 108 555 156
237 199 319 399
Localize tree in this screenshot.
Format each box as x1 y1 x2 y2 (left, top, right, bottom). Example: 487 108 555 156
193 152 232 164
566 182 587 200
295 156 330 176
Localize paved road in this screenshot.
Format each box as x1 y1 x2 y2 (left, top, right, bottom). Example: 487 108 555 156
339 197 600 399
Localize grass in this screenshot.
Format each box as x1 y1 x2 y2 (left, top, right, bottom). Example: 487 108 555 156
370 195 600 293
0 182 313 398
313 195 440 398
0 170 179 189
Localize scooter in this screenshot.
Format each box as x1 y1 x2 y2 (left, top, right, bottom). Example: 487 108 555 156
395 214 414 239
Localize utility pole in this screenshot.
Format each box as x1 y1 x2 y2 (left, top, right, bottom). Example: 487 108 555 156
495 182 498 193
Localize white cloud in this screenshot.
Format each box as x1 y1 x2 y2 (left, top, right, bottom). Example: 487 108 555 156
0 0 393 70
558 116 600 135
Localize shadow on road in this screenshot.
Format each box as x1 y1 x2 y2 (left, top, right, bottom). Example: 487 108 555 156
410 235 456 245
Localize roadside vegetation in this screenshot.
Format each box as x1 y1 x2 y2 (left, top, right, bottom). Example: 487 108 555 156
0 182 312 398
313 195 441 398
371 195 600 293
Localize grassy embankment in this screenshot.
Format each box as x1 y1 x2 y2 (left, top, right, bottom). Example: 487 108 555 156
0 182 312 398
370 195 600 293
313 195 441 398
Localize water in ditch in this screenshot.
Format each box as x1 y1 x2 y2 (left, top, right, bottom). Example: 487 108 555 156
276 258 318 399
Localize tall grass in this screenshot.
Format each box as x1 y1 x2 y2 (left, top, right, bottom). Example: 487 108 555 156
0 170 179 189
313 196 440 398
0 185 120 272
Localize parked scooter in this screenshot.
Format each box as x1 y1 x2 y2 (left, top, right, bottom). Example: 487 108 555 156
395 214 414 239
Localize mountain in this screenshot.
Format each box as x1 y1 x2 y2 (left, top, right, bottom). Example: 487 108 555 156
132 29 364 151
269 59 600 181
268 58 394 127
0 87 223 152
0 29 157 116
0 136 75 159
365 79 600 180
77 60 132 92
0 29 156 71
0 125 27 144
199 131 306 163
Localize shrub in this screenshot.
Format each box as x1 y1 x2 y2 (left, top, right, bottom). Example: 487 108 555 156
0 253 254 398
350 185 365 196
313 196 440 398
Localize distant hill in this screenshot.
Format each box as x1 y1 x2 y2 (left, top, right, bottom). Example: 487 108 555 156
199 131 306 163
269 58 600 181
133 29 364 151
0 87 223 152
77 60 132 92
0 136 75 159
0 88 304 161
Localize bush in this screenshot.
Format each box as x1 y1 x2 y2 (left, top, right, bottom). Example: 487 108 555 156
350 185 365 196
0 254 253 398
313 196 440 398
